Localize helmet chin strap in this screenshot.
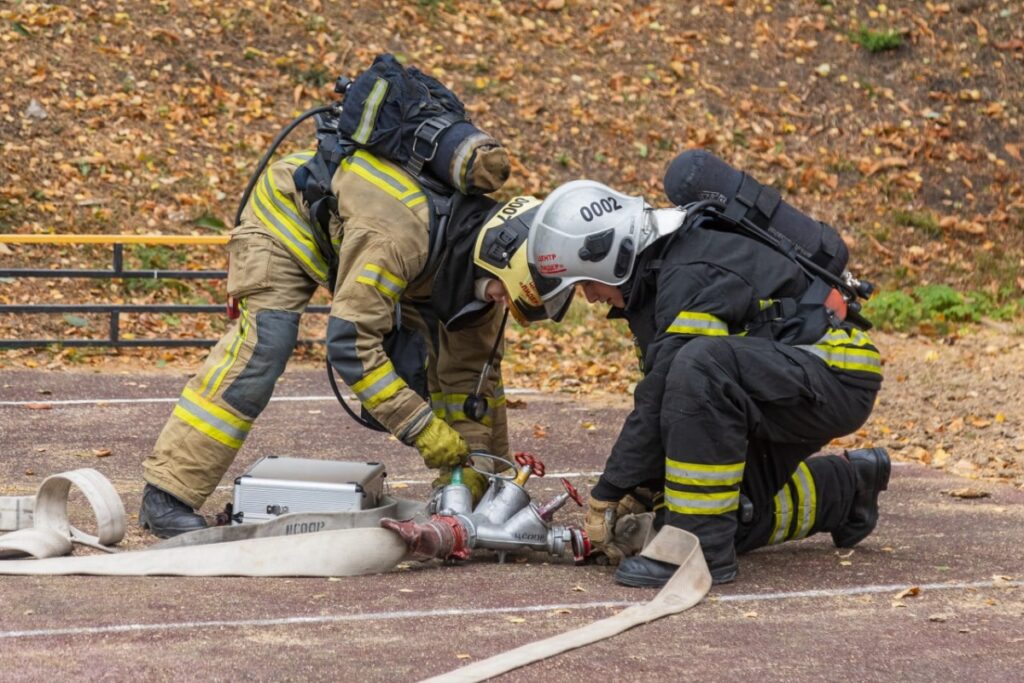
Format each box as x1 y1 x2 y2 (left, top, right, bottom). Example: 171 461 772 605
463 307 510 423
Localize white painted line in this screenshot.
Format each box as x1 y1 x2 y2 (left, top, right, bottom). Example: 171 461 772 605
0 578 1017 640
211 471 605 490
0 388 538 408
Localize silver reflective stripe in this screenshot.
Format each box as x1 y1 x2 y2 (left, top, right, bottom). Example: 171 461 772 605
354 368 402 403
177 394 249 443
352 78 389 144
770 487 792 545
358 266 404 299
665 462 744 484
253 174 324 271
346 154 422 201
792 463 817 539
664 489 739 513
667 312 729 336
797 344 882 371
450 132 490 193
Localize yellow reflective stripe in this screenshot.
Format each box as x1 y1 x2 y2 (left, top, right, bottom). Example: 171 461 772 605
351 361 407 409
355 263 407 301
799 344 882 374
819 328 875 348
665 459 745 486
251 169 328 280
282 150 316 166
667 310 729 336
342 151 426 208
790 462 818 540
352 78 389 144
758 299 776 311
430 392 446 419
175 387 252 449
664 489 739 515
198 301 250 397
769 485 793 545
443 393 492 427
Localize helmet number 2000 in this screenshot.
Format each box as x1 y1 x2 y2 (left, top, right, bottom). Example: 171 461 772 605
579 197 623 222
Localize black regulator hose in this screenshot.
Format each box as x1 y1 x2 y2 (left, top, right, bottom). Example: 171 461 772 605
233 104 335 227
326 358 386 432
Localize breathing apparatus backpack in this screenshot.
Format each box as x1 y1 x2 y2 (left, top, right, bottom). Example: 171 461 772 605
233 53 510 431
663 150 875 331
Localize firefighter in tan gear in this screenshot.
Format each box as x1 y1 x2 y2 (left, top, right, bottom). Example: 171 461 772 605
139 143 569 538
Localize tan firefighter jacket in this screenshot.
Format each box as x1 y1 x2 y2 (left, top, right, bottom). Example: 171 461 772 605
236 149 507 453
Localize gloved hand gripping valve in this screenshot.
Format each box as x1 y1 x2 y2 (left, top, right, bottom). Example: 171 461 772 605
380 453 591 564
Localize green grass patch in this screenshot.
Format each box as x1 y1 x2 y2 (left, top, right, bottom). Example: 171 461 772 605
864 284 1023 333
851 28 903 53
892 209 941 238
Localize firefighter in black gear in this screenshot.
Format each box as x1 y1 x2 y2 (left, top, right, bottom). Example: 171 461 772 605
527 179 889 586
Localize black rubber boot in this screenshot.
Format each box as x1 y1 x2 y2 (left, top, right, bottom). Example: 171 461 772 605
831 448 891 548
615 555 737 588
139 484 208 538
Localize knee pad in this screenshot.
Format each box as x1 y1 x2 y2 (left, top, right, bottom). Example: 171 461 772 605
223 310 299 417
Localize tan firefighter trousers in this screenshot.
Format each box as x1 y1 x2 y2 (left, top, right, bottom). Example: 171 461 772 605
143 233 318 509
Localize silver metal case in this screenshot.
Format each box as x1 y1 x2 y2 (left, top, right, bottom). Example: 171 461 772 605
232 457 385 525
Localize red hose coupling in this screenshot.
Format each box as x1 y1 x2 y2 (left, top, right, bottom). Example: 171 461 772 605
431 514 472 561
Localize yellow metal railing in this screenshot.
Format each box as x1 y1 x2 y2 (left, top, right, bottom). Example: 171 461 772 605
0 234 230 245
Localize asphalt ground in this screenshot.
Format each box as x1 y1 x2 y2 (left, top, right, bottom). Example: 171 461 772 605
1 367 1021 682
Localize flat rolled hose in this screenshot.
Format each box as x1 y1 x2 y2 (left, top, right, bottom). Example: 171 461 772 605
0 527 409 577
420 526 712 682
0 468 125 560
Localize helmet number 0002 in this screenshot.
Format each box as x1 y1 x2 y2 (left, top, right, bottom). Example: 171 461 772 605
579 197 624 222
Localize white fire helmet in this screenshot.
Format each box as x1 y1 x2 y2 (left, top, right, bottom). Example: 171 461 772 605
527 180 655 304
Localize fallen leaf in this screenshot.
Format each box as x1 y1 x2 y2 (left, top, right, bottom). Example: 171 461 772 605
390 483 409 490
398 588 414 593
456 654 472 660
928 614 950 623
839 560 853 566
743 611 758 619
580 421 597 430
532 424 548 438
506 398 527 409
945 488 990 499
506 617 526 624
571 584 587 592
1005 143 1022 163
895 587 921 600
24 403 53 411
92 448 112 458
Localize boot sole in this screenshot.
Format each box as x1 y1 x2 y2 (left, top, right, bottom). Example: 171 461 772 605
614 568 671 588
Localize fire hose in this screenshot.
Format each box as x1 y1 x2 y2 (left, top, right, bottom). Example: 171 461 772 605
0 464 711 681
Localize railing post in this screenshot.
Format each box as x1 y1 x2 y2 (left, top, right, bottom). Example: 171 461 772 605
112 243 123 275
110 310 120 346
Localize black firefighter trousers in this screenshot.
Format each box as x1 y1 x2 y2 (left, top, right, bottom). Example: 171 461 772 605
653 336 879 574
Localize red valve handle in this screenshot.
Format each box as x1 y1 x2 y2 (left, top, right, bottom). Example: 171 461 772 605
561 478 583 506
514 452 545 478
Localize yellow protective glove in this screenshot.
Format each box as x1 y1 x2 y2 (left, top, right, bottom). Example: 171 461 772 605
584 497 625 565
432 466 489 506
413 416 470 469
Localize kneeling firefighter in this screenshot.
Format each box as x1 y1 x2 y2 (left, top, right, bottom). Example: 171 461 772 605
526 150 890 585
140 54 573 538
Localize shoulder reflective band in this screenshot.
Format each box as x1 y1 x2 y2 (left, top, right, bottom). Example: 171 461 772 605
352 77 389 144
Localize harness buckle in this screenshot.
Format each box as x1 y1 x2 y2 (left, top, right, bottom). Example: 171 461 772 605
408 112 461 175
